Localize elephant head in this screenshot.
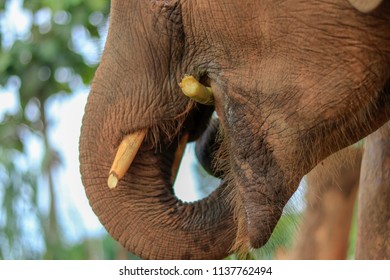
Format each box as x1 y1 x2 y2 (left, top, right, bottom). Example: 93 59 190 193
79 0 390 259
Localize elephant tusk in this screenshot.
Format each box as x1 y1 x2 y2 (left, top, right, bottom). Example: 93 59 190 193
170 132 189 184
108 129 147 189
347 0 383 13
179 75 214 105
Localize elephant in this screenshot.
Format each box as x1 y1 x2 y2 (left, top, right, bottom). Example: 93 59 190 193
79 0 390 259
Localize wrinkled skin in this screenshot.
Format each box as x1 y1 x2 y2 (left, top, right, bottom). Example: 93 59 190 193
79 0 390 259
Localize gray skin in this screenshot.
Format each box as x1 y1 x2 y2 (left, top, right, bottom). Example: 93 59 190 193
79 0 390 259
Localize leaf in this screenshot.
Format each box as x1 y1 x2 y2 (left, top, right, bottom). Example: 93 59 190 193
0 51 12 77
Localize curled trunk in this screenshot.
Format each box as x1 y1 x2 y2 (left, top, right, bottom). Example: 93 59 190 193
79 91 237 259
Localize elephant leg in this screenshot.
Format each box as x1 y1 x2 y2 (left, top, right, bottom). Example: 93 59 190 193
356 122 390 259
283 147 362 259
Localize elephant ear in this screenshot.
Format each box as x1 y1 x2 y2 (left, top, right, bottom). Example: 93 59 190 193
348 0 383 12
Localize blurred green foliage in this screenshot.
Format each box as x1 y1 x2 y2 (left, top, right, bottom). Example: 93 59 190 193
0 0 124 259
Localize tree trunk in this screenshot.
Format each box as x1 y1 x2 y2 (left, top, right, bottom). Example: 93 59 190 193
286 147 362 259
356 123 390 259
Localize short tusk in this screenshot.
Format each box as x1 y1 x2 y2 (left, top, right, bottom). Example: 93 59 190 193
108 129 147 189
171 132 189 184
179 75 214 105
347 0 383 13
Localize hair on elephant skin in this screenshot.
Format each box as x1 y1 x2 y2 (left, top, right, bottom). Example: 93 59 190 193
79 0 390 259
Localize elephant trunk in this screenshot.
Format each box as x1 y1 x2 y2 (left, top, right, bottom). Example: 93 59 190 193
79 85 237 259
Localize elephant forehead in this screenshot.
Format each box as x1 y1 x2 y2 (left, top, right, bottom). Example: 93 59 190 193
183 1 390 55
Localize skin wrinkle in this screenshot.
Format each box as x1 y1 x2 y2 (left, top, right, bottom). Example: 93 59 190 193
225 77 295 152
302 84 390 170
114 1 189 138
293 61 381 126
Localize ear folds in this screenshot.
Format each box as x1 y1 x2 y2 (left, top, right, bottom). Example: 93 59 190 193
348 0 383 13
